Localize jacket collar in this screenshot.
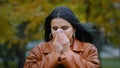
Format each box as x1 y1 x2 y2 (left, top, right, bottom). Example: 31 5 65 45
72 39 84 52
42 39 84 54
42 42 53 54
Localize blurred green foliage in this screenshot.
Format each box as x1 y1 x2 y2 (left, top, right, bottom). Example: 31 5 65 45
101 58 120 68
0 0 120 47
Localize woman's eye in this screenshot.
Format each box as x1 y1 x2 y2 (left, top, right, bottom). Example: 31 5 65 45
52 27 58 30
61 26 69 30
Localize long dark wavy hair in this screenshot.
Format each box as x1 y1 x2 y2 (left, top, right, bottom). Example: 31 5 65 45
44 6 94 44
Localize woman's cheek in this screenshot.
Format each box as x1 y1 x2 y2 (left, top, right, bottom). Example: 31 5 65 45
51 30 56 39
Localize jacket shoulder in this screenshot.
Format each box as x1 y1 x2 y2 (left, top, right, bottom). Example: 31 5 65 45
30 42 47 53
82 42 97 50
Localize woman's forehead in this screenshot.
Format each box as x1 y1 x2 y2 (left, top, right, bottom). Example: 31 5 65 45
51 18 72 27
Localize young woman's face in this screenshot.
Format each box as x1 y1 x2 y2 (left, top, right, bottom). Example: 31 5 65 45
51 18 75 40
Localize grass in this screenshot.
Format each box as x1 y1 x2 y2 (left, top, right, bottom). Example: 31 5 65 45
0 58 120 68
0 61 17 68
101 58 120 68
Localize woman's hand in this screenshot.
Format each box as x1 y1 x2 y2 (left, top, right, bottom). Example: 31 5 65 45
52 30 71 56
58 32 70 53
52 34 62 56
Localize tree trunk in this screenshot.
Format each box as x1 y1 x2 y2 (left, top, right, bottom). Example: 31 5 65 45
16 49 25 68
3 59 9 68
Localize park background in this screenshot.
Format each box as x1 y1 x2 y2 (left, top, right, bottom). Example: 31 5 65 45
0 0 120 68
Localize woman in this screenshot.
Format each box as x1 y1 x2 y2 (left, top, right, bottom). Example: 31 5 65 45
24 6 100 68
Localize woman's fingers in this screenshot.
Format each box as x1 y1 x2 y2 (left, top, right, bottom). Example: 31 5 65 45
58 32 69 45
52 34 63 54
53 32 70 55
58 32 70 52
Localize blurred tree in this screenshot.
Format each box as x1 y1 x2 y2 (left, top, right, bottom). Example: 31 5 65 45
0 0 120 68
0 0 45 68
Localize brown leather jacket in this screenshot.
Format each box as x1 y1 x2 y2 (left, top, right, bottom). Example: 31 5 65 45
24 39 100 68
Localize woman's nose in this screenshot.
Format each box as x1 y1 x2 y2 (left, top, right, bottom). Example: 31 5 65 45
56 28 63 33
